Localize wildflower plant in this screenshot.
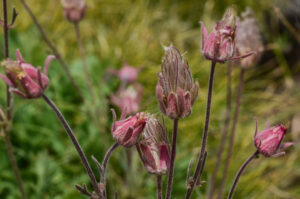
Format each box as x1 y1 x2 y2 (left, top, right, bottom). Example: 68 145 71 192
0 1 296 199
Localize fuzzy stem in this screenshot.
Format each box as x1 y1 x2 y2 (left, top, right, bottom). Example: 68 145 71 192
41 94 101 197
102 142 119 199
208 62 232 199
185 61 216 199
227 150 259 199
157 175 162 199
217 68 245 199
19 0 84 100
74 22 96 103
165 119 179 199
2 1 27 199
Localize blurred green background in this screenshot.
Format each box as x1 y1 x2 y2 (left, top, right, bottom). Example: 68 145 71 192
0 0 300 198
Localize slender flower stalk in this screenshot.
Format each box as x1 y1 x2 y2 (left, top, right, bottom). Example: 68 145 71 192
1 1 27 199
227 150 259 199
19 0 84 100
165 119 178 199
41 94 102 197
208 62 232 199
217 68 245 199
74 22 96 103
102 142 119 199
185 61 216 199
157 175 162 199
2 129 28 199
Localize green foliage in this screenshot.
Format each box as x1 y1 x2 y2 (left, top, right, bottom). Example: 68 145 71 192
0 0 300 198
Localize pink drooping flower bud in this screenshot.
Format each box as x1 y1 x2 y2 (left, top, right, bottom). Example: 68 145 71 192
0 50 55 99
61 0 87 23
110 83 142 115
138 115 170 175
118 64 139 84
156 45 199 119
108 63 140 86
111 109 148 148
235 8 264 68
201 8 253 63
254 123 293 157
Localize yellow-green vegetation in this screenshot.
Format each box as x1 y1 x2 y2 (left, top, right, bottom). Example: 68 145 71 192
0 0 299 198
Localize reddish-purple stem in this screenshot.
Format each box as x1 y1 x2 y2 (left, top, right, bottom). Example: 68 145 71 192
157 175 162 199
227 150 259 199
165 119 178 199
2 1 27 199
185 61 216 199
74 22 96 103
41 94 102 197
102 142 119 199
208 62 232 199
217 68 245 199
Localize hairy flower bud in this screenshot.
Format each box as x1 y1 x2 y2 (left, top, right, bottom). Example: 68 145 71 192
61 0 87 23
235 8 264 68
111 110 148 148
254 123 293 157
0 50 55 99
138 115 170 175
156 45 199 119
110 83 142 115
201 7 253 63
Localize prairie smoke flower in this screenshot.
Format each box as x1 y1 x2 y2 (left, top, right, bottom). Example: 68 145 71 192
108 63 140 86
235 8 264 68
156 45 199 119
138 115 170 175
110 84 142 115
201 8 253 63
61 0 87 23
254 124 293 157
0 50 55 99
118 64 139 84
111 110 148 148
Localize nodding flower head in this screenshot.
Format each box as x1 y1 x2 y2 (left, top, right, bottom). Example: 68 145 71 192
110 83 143 115
201 7 253 63
254 122 293 157
118 64 139 84
235 8 264 68
138 115 170 175
156 45 199 119
61 0 87 23
111 109 148 148
0 49 55 99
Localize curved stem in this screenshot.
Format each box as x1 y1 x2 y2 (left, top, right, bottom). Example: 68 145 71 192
185 61 216 199
102 142 119 199
165 119 179 199
227 150 259 199
41 94 101 197
19 0 84 101
217 68 245 199
74 22 96 103
2 1 27 199
157 175 162 199
208 62 232 199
